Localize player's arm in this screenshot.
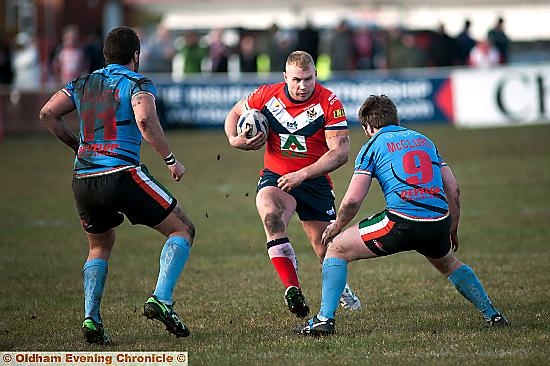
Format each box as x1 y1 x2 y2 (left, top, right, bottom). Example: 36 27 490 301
132 92 184 182
224 99 265 150
322 173 372 246
277 130 349 192
441 165 460 252
39 90 79 154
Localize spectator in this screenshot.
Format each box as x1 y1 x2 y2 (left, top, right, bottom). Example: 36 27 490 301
488 17 510 64
387 29 425 69
352 25 375 70
328 20 354 73
84 29 105 73
429 24 457 67
208 29 229 73
140 25 175 73
268 24 294 73
238 35 258 73
371 29 388 69
177 31 207 75
468 39 500 67
51 25 88 84
13 32 41 90
456 19 476 65
0 33 14 86
297 20 319 64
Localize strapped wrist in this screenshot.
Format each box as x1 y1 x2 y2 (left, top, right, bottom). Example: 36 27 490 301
163 153 177 166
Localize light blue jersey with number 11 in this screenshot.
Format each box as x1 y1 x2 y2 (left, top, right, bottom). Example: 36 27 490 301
354 125 449 220
62 64 158 178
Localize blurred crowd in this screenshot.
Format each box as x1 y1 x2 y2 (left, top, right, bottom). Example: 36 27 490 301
0 24 104 90
0 16 511 89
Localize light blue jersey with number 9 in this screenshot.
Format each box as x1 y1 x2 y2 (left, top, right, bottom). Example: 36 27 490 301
354 125 449 220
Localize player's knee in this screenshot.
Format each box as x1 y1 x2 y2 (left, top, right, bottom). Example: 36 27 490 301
178 218 195 243
309 239 326 260
327 238 350 260
428 251 462 276
172 205 195 242
264 212 285 235
186 220 196 242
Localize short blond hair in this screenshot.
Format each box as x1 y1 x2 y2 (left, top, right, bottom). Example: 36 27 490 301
286 51 315 70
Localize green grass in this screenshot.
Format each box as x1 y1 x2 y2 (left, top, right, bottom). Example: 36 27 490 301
1 124 549 365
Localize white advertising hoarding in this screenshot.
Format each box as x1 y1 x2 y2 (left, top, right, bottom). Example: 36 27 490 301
452 64 550 128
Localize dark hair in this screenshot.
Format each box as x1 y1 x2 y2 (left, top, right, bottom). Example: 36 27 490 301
357 95 399 129
103 26 140 65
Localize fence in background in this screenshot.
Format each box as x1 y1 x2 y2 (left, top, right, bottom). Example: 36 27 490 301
2 63 549 137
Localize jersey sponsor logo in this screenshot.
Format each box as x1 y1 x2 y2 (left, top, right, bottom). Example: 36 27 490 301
78 143 120 157
328 93 339 105
280 134 307 158
400 186 441 200
287 120 298 130
273 97 286 109
333 108 345 118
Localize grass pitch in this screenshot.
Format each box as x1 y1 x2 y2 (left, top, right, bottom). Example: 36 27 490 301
1 124 549 365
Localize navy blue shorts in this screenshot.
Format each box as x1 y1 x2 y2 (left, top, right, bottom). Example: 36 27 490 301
72 165 177 234
256 168 336 222
358 210 451 259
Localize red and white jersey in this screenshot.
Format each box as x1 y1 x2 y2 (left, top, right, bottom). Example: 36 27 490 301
246 82 348 176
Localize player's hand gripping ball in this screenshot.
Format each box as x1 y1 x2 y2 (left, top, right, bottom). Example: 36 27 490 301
237 109 268 139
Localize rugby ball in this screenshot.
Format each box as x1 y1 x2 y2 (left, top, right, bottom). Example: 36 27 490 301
237 109 268 139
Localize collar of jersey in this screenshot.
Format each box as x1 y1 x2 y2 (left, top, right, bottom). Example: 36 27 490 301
284 83 317 104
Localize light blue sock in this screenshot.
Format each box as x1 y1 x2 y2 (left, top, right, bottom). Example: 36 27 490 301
448 264 499 320
154 236 191 305
83 258 108 324
319 257 348 319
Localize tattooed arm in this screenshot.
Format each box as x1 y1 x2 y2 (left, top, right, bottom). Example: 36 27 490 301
277 130 350 192
132 92 185 181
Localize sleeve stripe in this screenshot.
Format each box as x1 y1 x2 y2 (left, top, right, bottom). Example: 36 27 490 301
327 120 348 128
131 91 156 100
326 125 348 131
354 170 372 176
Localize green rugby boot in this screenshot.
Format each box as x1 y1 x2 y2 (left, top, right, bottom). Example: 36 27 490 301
82 317 111 345
284 286 310 318
143 295 190 337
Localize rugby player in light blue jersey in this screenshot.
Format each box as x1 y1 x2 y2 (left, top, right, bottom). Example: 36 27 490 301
40 26 195 344
298 95 509 336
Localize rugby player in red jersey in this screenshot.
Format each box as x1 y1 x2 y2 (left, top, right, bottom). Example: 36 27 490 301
224 51 361 318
